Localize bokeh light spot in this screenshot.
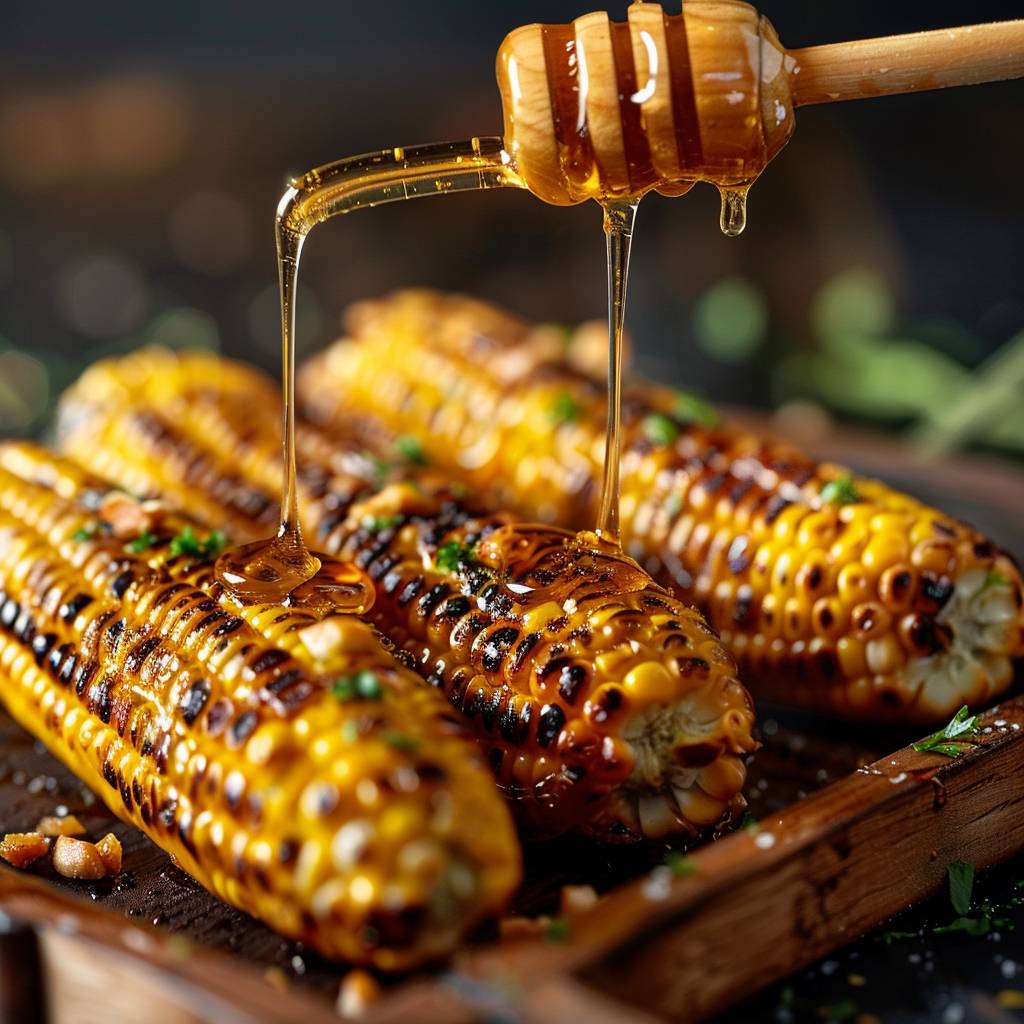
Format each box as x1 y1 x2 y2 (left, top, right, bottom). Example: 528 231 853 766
693 276 767 363
143 307 221 351
812 267 894 345
0 348 49 432
169 191 253 275
57 252 148 339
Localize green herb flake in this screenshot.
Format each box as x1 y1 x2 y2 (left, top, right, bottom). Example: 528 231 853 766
880 929 920 945
978 568 1010 598
934 916 991 937
671 391 720 429
341 719 360 743
332 671 383 702
72 524 99 542
948 861 976 916
360 514 402 534
383 732 419 753
125 532 158 554
544 917 571 944
395 436 428 466
912 705 980 758
817 1000 858 1023
435 540 475 573
819 475 861 506
169 525 228 562
740 811 759 834
664 852 698 877
643 413 680 447
365 453 393 486
548 391 581 426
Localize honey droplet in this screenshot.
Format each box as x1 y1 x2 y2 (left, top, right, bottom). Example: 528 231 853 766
718 186 749 237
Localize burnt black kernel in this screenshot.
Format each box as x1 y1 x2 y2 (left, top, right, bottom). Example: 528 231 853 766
126 635 161 674
16 615 38 646
212 616 245 638
764 494 791 525
262 668 303 695
74 660 98 696
536 703 566 748
480 687 506 732
414 762 446 783
205 698 232 735
973 541 995 559
817 650 837 679
47 643 67 675
464 566 493 594
90 676 115 723
180 679 211 725
0 597 18 628
57 648 78 685
272 680 314 713
921 574 954 608
462 685 486 720
558 663 588 704
510 632 541 674
102 757 118 788
31 632 57 665
482 626 520 672
59 593 93 623
677 657 710 676
106 618 126 650
451 612 487 647
398 576 425 607
278 838 299 864
727 536 751 575
440 596 471 620
416 583 451 618
382 570 404 596
729 478 754 505
250 649 289 675
368 553 399 583
933 521 957 537
111 570 135 599
480 584 513 617
818 607 834 629
229 711 259 747
448 670 470 706
425 671 445 689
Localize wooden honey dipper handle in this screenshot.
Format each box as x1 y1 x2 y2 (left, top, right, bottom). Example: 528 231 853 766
790 20 1024 107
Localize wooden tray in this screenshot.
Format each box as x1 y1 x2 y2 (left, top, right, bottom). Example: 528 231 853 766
1 425 1022 1024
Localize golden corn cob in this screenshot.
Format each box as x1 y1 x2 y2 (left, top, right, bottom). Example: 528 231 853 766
0 441 519 968
58 348 756 842
298 289 1024 724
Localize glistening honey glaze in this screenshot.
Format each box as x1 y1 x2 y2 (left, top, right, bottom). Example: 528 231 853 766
217 2 794 605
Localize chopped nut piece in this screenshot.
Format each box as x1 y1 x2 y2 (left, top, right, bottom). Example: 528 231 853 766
100 492 166 539
52 835 107 880
95 833 122 874
560 883 599 915
35 814 86 837
337 969 381 1018
0 833 50 869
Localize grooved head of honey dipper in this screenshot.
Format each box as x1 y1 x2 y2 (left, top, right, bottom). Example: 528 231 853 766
496 0 795 206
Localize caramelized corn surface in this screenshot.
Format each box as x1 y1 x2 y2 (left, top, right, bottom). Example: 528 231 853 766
0 441 519 968
298 289 1024 723
58 349 756 842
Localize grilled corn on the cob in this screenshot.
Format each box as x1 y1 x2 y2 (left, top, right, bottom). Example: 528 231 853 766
298 289 1024 723
0 441 519 968
58 348 757 841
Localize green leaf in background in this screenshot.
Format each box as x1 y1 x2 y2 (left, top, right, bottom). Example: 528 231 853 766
811 266 894 345
693 276 767 364
948 861 976 916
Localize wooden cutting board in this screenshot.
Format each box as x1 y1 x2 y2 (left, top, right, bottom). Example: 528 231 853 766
0 425 1021 1024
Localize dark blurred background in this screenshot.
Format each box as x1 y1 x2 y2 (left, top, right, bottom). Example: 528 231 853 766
1 1 1023 455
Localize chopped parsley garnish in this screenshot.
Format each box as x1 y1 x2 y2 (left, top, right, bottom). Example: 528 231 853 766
332 671 383 702
364 453 393 486
125 532 158 554
72 524 99 542
383 732 419 752
435 540 476 573
360 514 402 534
671 391 720 429
820 475 860 506
740 811 759 833
934 916 992 937
169 525 228 561
912 705 980 758
643 413 680 447
544 917 571 944
978 568 1010 598
880 929 920 944
548 391 581 426
664 852 697 877
948 860 975 916
395 436 428 466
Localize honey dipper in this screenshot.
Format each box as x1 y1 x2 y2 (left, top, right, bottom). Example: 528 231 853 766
278 0 1024 236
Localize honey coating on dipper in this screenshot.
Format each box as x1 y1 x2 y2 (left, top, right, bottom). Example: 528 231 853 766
496 0 796 224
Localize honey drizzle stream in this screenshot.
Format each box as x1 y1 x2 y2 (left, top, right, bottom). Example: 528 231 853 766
595 200 638 548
